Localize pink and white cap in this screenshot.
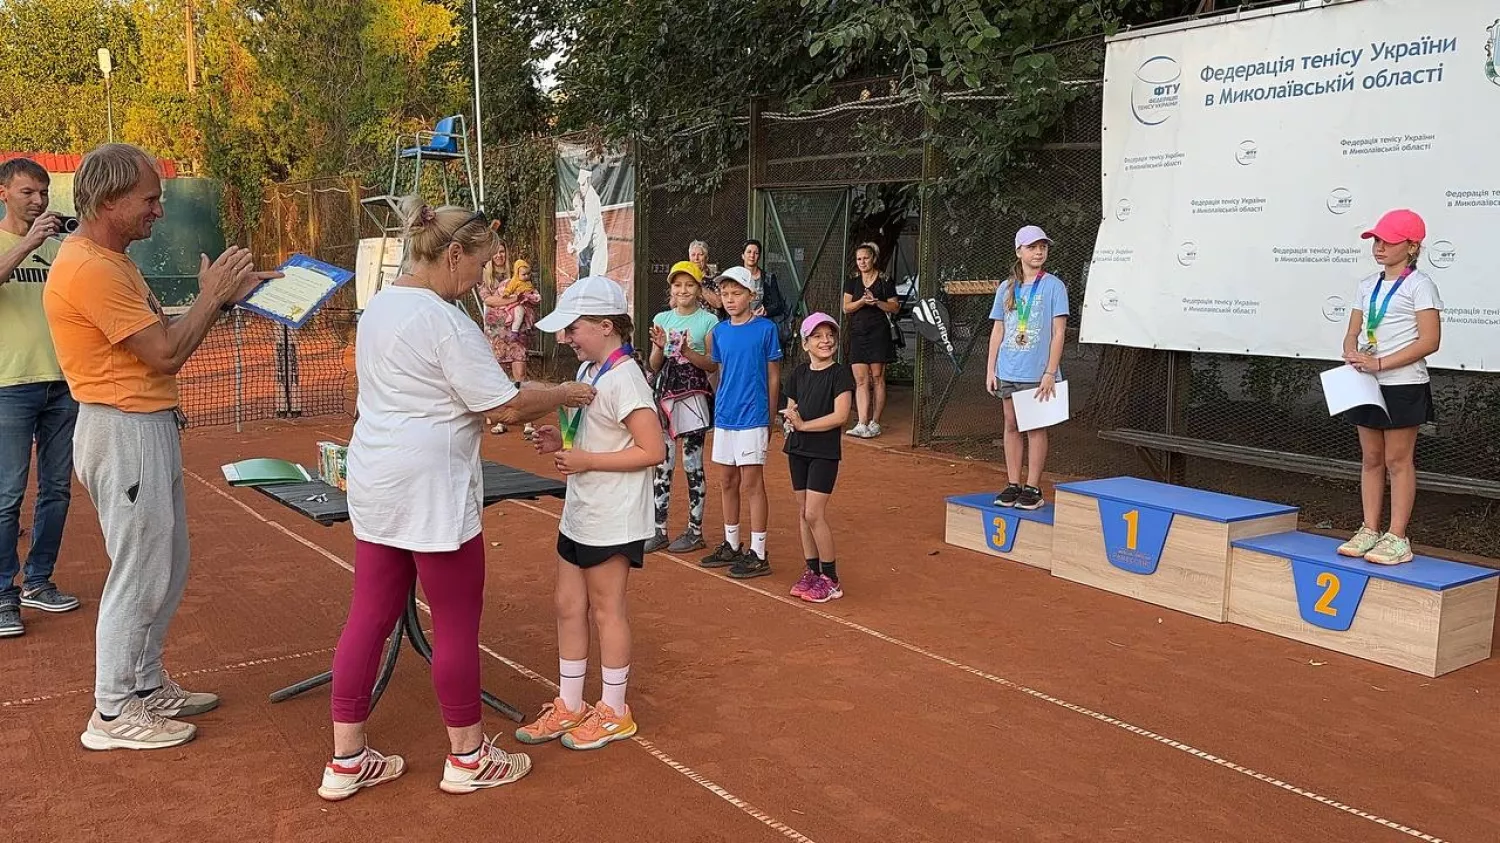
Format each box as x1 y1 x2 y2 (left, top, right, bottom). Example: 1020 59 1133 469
799 312 839 338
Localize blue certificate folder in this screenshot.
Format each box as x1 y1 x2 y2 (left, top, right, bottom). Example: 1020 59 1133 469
237 254 354 330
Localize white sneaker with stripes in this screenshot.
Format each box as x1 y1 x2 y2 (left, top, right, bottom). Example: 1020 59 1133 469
80 697 196 751
439 737 532 794
141 670 220 718
317 747 406 801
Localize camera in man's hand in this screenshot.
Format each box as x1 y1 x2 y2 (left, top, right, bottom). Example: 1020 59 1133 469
55 215 80 234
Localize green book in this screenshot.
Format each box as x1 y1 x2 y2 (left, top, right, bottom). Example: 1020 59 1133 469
221 458 313 486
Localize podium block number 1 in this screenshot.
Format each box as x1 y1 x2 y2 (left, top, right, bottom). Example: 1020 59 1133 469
1098 499 1172 575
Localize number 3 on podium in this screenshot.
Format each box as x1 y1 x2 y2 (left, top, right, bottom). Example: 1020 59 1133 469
1314 571 1341 616
1121 509 1139 551
990 516 1008 547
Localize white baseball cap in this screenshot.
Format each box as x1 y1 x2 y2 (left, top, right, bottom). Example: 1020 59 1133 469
712 265 761 297
1015 225 1051 248
536 275 628 332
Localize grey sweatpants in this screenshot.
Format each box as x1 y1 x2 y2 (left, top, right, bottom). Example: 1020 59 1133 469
73 404 190 716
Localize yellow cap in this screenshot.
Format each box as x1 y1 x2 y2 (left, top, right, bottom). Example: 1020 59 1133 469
668 260 704 283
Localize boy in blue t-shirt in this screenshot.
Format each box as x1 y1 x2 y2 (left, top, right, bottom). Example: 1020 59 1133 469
700 267 781 578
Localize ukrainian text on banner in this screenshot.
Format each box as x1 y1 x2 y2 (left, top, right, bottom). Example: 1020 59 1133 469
1082 0 1500 371
555 141 635 310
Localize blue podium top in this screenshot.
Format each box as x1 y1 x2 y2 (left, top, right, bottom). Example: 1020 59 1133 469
1054 477 1298 523
946 493 1054 525
1233 530 1499 591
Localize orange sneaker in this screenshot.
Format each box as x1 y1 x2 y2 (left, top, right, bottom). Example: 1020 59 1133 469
561 702 637 750
515 697 591 745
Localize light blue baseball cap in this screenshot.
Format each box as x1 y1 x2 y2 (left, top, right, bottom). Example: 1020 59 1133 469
1015 225 1051 248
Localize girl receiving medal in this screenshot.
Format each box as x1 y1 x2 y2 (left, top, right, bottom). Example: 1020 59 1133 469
984 225 1071 512
522 276 665 750
1337 209 1443 566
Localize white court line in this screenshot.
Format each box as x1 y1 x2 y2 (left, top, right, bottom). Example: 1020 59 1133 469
186 470 817 843
2 646 335 708
504 497 1447 843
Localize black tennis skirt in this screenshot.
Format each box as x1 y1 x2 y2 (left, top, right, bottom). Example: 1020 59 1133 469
1342 382 1434 430
847 324 894 364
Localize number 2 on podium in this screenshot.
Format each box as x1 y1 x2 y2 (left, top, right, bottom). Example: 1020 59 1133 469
1314 571 1341 616
1121 509 1139 551
990 516 1008 547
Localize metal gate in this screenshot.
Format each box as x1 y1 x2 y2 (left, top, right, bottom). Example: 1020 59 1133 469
759 187 849 366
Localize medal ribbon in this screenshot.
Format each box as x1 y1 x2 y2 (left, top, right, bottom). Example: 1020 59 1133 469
1013 274 1045 335
558 344 633 450
1364 266 1412 348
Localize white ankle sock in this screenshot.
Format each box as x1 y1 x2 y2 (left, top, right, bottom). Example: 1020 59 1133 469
724 524 741 549
452 744 483 765
331 747 367 770
750 532 767 558
560 657 588 711
601 665 629 712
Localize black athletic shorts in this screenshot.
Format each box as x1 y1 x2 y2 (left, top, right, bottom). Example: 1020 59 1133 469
1342 382 1435 430
788 453 840 494
557 534 646 569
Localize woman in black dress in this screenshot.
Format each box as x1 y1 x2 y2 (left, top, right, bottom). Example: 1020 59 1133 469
840 242 899 438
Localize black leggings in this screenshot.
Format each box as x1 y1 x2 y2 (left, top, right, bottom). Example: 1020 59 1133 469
788 454 839 494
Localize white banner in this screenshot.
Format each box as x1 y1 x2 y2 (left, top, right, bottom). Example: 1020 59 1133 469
1082 0 1500 371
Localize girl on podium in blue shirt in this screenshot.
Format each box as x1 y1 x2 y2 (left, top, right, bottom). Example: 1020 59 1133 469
985 225 1069 512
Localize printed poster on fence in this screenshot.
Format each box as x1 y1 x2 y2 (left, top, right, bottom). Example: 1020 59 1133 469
555 141 635 310
1082 0 1500 371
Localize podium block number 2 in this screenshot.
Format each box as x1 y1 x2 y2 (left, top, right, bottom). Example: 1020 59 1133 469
1314 572 1340 616
1290 560 1370 632
1098 499 1172 575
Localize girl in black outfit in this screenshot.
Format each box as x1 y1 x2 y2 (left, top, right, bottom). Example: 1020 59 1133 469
840 242 899 438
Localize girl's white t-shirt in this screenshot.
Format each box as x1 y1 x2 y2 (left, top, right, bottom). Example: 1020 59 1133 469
1351 269 1443 386
559 357 657 547
347 286 519 552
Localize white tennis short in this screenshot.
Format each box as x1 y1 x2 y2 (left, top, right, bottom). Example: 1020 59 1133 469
711 426 769 467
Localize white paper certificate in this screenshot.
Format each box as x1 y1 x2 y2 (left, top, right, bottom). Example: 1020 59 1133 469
1319 365 1388 418
1012 380 1071 432
243 264 337 325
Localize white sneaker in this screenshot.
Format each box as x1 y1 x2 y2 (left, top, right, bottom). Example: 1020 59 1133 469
846 423 869 438
866 421 882 438
440 737 532 794
318 747 406 801
80 697 196 751
142 670 220 718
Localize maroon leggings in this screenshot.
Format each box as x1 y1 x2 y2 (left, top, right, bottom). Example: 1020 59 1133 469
331 535 485 727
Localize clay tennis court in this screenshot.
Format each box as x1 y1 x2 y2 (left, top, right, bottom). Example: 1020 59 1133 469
6 416 1498 842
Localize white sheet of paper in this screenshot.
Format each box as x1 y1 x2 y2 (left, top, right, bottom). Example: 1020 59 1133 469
1319 365 1388 417
244 265 337 324
1012 380 1070 432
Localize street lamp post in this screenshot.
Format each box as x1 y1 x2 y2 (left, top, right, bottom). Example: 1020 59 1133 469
98 47 114 143
470 0 485 211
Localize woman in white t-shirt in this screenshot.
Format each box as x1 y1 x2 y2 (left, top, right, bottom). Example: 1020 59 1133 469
318 199 595 803
515 275 665 751
1338 208 1443 566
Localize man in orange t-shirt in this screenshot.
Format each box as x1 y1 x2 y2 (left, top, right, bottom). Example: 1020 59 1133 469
42 143 280 752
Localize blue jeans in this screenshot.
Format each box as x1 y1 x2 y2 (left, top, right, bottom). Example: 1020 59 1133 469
0 381 78 603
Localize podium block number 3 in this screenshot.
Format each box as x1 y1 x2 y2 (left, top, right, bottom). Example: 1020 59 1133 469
985 512 1019 554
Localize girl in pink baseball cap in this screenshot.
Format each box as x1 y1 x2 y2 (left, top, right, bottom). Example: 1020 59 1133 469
1337 208 1443 565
